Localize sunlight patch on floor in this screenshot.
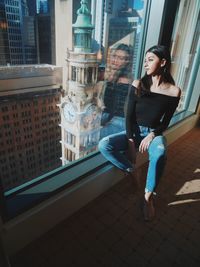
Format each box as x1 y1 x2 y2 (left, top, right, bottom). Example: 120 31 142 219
194 168 200 173
175 179 200 195
168 198 200 206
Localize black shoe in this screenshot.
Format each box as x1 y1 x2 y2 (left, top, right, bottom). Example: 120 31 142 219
142 197 155 222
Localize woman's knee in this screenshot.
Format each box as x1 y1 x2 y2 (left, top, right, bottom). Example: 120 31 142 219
149 136 167 158
98 136 111 152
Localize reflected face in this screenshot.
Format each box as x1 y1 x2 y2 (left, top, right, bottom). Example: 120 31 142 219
144 52 165 75
110 49 129 70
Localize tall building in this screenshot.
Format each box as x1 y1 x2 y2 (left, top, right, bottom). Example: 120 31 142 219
0 65 62 191
0 1 10 65
60 0 101 164
26 0 37 16
0 0 24 65
36 14 52 63
108 3 140 74
36 0 49 14
108 6 139 47
21 0 29 16
91 0 139 65
23 15 38 64
0 0 38 65
36 0 53 64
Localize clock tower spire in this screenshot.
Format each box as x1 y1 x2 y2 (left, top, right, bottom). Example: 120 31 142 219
73 0 94 53
60 0 102 164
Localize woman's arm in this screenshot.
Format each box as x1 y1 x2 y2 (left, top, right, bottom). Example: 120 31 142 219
125 81 139 139
138 132 155 153
124 82 139 162
153 96 180 136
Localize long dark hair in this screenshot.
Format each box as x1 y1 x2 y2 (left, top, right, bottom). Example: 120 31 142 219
105 43 133 83
140 45 175 93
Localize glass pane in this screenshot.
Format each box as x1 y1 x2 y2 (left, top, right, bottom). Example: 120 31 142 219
0 0 147 194
170 0 200 111
62 0 146 164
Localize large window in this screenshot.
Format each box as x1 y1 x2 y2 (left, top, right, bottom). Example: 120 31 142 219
0 0 147 193
0 0 199 221
170 0 200 112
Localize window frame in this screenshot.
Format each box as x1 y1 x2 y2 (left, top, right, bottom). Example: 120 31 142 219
1 0 199 222
0 0 155 221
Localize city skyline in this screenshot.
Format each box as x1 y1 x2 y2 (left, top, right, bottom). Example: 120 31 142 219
0 0 52 66
0 0 146 192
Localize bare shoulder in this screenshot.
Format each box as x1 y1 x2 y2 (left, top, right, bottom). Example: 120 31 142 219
132 79 141 88
169 84 181 97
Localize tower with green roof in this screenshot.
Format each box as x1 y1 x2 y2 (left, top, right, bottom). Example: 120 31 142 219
60 0 102 164
73 0 94 53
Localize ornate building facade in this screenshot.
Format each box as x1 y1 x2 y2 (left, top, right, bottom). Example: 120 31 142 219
60 0 102 165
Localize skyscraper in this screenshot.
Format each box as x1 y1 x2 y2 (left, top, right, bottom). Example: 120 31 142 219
35 0 53 64
0 0 24 65
0 0 38 65
0 1 10 65
26 0 37 16
36 0 49 14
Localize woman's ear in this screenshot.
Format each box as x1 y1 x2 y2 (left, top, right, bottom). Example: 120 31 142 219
161 58 167 67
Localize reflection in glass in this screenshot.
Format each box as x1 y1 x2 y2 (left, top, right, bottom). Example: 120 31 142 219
0 0 145 193
99 43 133 139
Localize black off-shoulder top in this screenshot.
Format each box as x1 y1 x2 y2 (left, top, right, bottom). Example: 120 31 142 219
125 86 180 138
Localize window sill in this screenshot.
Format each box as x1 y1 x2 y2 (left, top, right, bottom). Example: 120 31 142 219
4 152 108 220
3 110 196 221
1 112 199 256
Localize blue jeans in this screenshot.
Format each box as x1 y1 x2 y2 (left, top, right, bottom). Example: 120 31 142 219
100 115 125 139
98 126 167 193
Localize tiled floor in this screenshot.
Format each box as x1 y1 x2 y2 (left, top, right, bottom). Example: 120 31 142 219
10 127 200 267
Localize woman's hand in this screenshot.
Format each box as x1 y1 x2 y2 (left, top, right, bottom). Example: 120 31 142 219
127 138 137 164
139 132 155 153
